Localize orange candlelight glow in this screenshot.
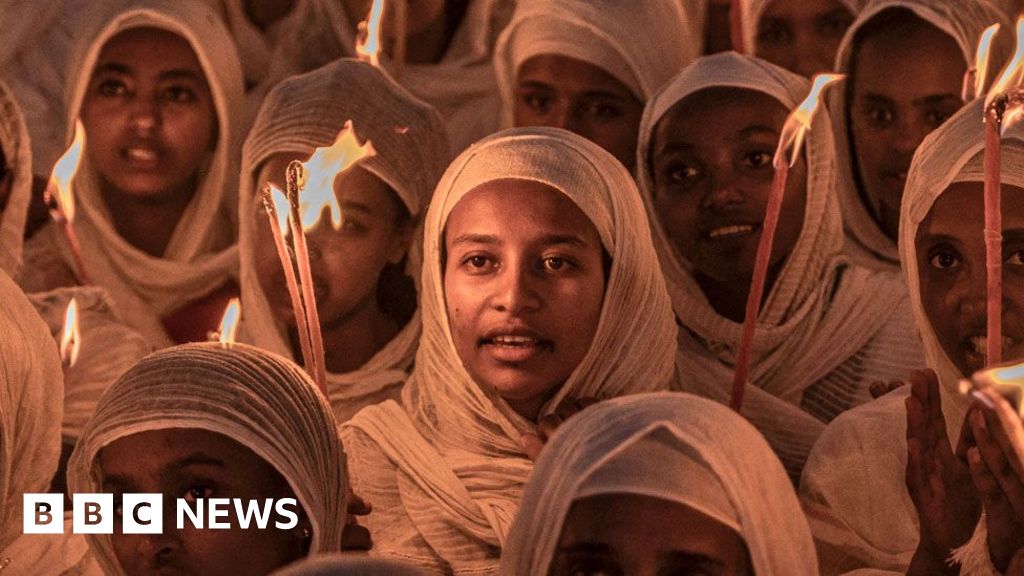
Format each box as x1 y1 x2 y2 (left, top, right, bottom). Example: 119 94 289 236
60 297 81 367
773 74 844 169
356 0 385 67
217 298 241 345
964 23 1001 103
296 121 376 232
50 120 85 224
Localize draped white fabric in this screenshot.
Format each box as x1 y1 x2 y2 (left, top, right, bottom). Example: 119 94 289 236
0 80 32 278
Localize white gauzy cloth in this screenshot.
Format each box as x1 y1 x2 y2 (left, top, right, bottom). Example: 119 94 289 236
67 342 347 576
0 270 94 576
19 0 244 348
636 52 922 479
830 0 1011 270
237 58 449 423
739 0 868 59
0 79 32 278
800 98 1024 574
502 392 818 575
272 555 428 576
340 127 677 574
493 0 700 126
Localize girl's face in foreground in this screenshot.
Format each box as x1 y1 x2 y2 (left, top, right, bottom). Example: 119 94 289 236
916 182 1024 377
551 493 753 576
80 27 217 203
514 54 644 171
755 0 855 78
99 428 308 576
444 180 605 421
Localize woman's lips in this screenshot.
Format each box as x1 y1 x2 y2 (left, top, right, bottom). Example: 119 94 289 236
122 145 161 169
479 334 554 364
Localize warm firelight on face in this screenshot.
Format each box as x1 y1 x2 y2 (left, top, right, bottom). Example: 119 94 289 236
51 120 86 223
356 0 385 67
296 121 376 232
217 297 241 345
773 73 844 169
60 297 81 367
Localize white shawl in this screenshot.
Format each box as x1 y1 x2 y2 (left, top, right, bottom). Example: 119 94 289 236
67 342 348 576
739 0 869 59
637 52 921 478
0 79 32 278
20 0 244 348
237 58 449 423
831 0 1011 270
502 392 819 576
800 98 1024 574
341 127 677 574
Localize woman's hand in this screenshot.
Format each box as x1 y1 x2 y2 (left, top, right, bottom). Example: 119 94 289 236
521 398 600 461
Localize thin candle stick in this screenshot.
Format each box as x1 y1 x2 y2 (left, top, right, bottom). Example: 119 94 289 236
45 195 89 285
984 103 1004 366
287 161 328 394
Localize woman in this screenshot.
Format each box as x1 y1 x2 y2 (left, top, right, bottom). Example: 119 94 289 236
238 58 449 423
340 127 677 573
638 52 922 479
502 392 818 575
20 0 245 347
0 78 32 278
493 0 697 172
831 0 1010 270
67 342 347 576
800 98 1024 575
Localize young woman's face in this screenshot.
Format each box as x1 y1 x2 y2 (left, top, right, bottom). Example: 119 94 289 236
649 88 807 286
252 155 412 329
916 182 1024 377
514 55 644 171
551 493 754 576
79 27 217 203
755 0 855 78
849 19 964 242
98 428 308 576
443 180 605 420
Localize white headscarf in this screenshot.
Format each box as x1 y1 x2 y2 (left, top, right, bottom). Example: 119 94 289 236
237 58 449 423
0 79 32 278
800 98 1024 573
493 0 700 126
340 127 677 573
637 52 920 478
830 0 1011 270
272 555 428 576
740 0 868 59
502 392 818 576
67 342 347 576
20 0 244 348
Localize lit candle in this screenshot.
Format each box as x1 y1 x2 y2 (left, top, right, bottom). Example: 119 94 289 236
47 120 89 285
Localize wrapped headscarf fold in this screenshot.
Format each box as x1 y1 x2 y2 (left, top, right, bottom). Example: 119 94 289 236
801 98 1024 573
67 342 347 576
831 0 1012 270
20 0 244 347
238 58 449 423
341 127 677 573
502 392 818 576
0 79 32 278
637 52 921 478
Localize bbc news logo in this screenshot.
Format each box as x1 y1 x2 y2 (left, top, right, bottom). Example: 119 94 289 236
24 494 299 534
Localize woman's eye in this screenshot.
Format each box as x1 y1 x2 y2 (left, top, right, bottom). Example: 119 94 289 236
542 257 571 271
758 22 791 45
163 85 197 103
866 106 894 127
666 163 699 184
929 251 961 270
462 255 494 272
744 151 773 169
521 93 552 114
925 108 954 128
583 101 622 119
341 218 367 233
182 485 214 502
98 79 127 98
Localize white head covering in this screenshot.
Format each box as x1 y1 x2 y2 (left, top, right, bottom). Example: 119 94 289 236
637 52 918 477
0 79 32 278
502 392 818 575
341 127 677 571
271 555 428 576
740 0 868 59
493 0 699 126
21 0 244 347
67 342 347 576
830 0 1011 270
237 58 449 423
800 98 1024 572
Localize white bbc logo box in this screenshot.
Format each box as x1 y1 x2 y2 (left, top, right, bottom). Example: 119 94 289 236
23 493 163 534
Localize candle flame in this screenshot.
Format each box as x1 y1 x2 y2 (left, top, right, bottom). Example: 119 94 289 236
356 0 385 67
50 120 86 223
297 121 376 232
217 298 241 345
987 16 1024 109
264 184 291 233
966 23 1001 102
773 73 844 169
60 297 81 367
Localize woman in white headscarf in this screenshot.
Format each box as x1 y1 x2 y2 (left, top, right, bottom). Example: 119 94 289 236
637 52 923 480
492 0 698 172
0 79 33 279
340 127 677 574
800 98 1024 575
238 58 449 423
830 0 1011 271
20 0 244 348
67 342 347 576
502 392 818 575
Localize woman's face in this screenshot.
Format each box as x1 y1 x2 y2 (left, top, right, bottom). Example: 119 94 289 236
79 27 217 203
848 18 964 242
650 88 807 286
755 0 855 78
916 182 1024 377
443 180 606 420
551 493 754 576
98 428 308 576
252 155 412 329
514 55 644 171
